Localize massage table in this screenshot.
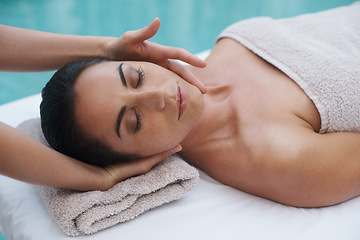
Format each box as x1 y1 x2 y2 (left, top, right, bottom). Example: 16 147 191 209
1 51 360 239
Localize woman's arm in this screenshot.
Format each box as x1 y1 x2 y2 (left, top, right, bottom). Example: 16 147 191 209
0 122 181 190
252 126 360 208
0 24 110 71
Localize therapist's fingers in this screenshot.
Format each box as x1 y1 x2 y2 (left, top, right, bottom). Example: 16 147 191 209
103 145 182 186
130 144 182 176
117 18 207 69
166 59 207 94
147 41 207 68
164 45 207 68
127 18 161 43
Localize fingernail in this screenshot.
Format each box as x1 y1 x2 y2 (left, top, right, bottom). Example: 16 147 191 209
201 85 208 94
200 60 207 68
171 145 182 153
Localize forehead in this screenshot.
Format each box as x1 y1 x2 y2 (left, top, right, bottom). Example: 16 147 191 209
78 61 119 84
75 62 119 110
74 61 122 140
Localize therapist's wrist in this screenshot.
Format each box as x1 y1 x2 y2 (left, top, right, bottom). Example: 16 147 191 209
60 160 114 191
83 164 120 191
99 36 121 60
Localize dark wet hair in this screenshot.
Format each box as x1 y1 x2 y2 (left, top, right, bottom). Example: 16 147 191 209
40 58 136 167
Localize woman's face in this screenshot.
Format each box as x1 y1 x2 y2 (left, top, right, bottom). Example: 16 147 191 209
74 61 204 157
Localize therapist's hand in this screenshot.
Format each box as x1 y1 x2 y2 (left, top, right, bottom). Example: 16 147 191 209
106 18 207 94
98 145 182 190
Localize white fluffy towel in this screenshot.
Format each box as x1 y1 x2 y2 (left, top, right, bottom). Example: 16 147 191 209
16 118 199 236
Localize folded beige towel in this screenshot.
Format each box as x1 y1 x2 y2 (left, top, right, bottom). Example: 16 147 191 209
16 118 199 236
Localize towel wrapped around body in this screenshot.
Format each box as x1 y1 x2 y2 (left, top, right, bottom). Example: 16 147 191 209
16 119 199 236
218 2 360 133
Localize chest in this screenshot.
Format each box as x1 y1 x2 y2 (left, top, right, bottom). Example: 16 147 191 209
186 39 321 179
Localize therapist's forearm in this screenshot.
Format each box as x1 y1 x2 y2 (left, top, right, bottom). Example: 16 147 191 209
0 122 106 191
0 24 114 72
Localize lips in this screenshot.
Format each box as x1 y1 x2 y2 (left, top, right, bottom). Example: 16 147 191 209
177 85 187 120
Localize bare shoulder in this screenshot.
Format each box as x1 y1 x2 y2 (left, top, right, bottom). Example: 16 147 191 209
206 38 256 64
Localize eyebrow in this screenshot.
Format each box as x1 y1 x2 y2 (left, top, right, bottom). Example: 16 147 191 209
116 106 127 138
118 63 127 87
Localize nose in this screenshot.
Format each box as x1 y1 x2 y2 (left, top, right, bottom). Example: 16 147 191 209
133 88 167 111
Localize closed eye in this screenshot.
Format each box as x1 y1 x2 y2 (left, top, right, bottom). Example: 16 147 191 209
134 109 142 133
135 66 145 88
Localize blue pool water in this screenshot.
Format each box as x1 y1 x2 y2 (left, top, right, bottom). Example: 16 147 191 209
0 0 355 105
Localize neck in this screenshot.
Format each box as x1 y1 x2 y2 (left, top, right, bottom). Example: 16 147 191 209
179 79 235 158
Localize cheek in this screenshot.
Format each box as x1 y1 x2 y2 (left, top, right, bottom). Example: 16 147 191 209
137 121 184 156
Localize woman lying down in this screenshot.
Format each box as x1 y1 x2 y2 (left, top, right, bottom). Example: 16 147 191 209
40 2 360 208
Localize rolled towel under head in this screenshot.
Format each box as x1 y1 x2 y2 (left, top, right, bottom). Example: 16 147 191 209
17 118 199 236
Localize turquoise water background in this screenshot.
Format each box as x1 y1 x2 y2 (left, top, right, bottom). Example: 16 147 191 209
0 0 355 105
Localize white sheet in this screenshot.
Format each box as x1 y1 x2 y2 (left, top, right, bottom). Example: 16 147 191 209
1 57 360 239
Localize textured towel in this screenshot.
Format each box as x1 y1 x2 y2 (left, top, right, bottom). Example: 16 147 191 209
16 118 199 236
218 2 360 133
